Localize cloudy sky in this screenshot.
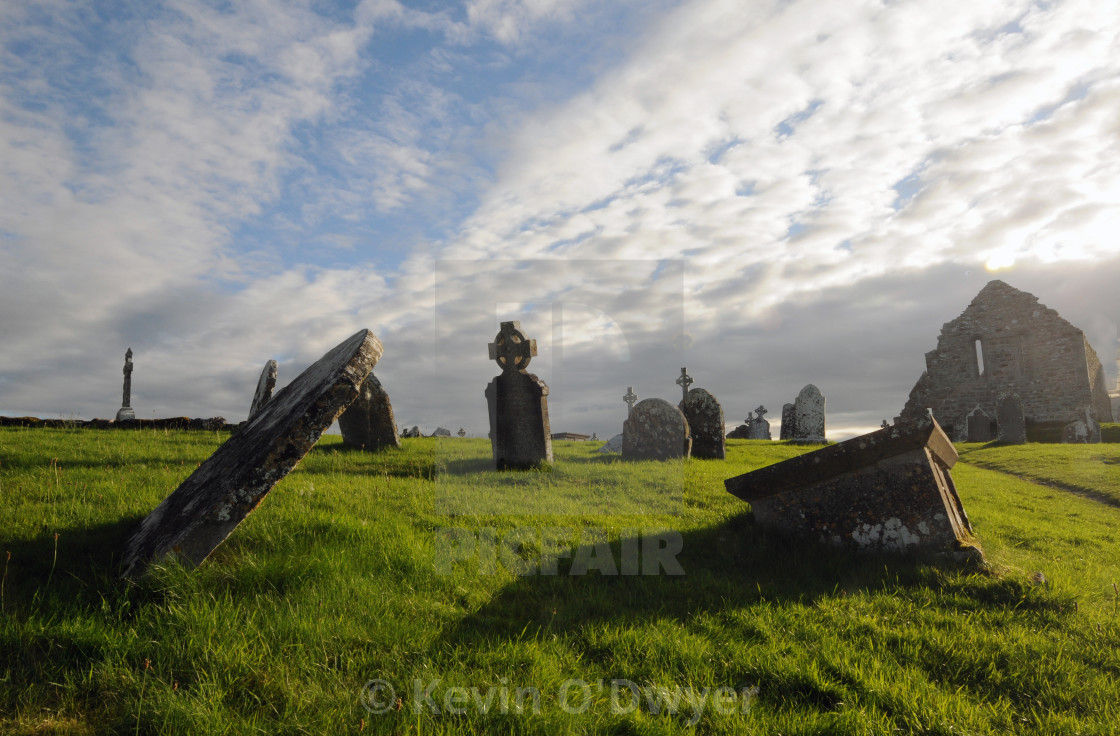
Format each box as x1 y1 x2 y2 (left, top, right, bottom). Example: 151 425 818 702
2 0 1118 441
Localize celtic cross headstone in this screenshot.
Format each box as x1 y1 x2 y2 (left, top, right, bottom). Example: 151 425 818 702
484 321 552 469
116 348 136 422
675 368 693 402
623 386 638 416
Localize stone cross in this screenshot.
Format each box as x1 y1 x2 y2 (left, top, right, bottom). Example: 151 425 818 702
457 428 466 437
116 348 136 422
754 405 768 421
675 367 693 402
746 411 755 424
623 386 638 416
488 321 536 374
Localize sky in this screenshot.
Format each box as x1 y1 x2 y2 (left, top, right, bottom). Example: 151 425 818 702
2 0 1119 441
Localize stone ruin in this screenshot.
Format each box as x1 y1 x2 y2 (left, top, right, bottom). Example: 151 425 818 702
725 418 982 561
116 348 136 422
623 398 691 460
338 372 400 451
121 329 383 577
248 359 278 419
484 321 553 469
899 280 1113 441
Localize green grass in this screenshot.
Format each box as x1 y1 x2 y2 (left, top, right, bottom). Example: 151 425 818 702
1 429 1119 734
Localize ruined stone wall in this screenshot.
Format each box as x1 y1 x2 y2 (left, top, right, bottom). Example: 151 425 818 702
902 280 1113 438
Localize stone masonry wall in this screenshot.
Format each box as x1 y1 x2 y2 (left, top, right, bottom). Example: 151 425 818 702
902 280 1113 439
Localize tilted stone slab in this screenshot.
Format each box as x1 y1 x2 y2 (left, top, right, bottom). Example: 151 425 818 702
338 372 400 451
121 329 383 577
623 398 691 460
724 419 982 560
248 359 278 419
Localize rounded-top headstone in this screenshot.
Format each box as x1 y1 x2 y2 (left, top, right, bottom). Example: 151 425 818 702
121 329 383 578
623 398 691 460
680 388 725 459
996 394 1026 444
793 384 826 441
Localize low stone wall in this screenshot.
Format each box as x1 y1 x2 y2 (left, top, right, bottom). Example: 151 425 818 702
0 415 237 431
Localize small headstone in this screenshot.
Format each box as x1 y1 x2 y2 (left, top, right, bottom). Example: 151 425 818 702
623 386 638 417
792 384 826 443
121 329 383 577
400 425 422 438
433 427 452 437
457 428 466 438
725 419 982 561
965 407 992 442
338 372 400 451
622 398 691 460
680 388 726 459
747 405 772 440
485 321 553 469
996 395 1026 444
248 359 278 419
1061 410 1100 444
779 403 795 440
590 432 599 441
116 348 136 422
597 432 624 453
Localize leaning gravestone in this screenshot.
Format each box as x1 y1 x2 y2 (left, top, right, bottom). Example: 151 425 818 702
248 359 278 419
484 321 553 469
747 405 772 440
725 418 982 561
116 348 136 422
779 403 795 440
623 398 691 460
680 388 725 459
121 329 383 577
792 384 826 443
996 394 1026 444
338 372 399 451
966 407 992 442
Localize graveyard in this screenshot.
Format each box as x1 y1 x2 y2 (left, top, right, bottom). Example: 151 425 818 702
2 423 1119 734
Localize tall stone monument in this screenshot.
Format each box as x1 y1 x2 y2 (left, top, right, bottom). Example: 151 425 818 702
248 359 278 419
792 384 826 443
623 386 638 417
484 321 553 469
680 388 725 459
116 348 136 422
338 372 400 451
623 398 691 460
675 368 694 402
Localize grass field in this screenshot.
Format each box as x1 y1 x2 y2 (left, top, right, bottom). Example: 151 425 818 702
1 427 1119 735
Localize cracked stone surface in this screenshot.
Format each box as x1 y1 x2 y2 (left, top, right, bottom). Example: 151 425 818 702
121 329 383 577
623 398 691 460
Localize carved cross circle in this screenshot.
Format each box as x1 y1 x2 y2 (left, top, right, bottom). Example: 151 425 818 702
488 321 536 373
754 405 768 420
675 367 693 399
623 386 637 407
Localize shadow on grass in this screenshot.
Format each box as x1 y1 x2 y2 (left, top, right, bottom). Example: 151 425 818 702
0 514 144 612
438 513 1061 646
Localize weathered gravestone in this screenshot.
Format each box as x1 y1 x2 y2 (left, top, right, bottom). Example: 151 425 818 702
1062 410 1100 444
485 321 553 469
779 403 795 440
597 432 624 453
116 348 136 422
401 425 422 438
725 418 982 561
747 405 772 440
792 384 826 442
248 359 278 419
338 372 399 451
623 398 691 460
996 394 1026 444
966 407 992 442
120 329 383 577
433 427 452 437
680 388 725 459
457 428 466 438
